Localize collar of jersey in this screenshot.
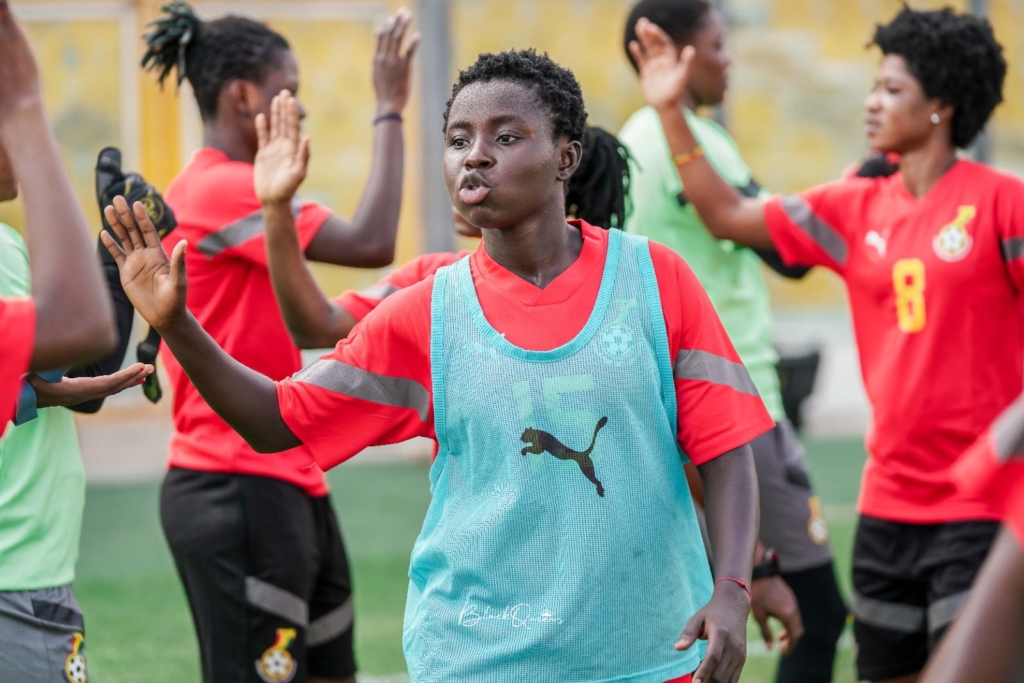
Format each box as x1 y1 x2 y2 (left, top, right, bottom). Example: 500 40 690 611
458 227 622 362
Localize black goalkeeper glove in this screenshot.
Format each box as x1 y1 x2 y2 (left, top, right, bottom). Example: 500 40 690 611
95 146 178 403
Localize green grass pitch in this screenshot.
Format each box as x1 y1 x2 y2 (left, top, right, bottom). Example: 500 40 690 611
74 436 867 682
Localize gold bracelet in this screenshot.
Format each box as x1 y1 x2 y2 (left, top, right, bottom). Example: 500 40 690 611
672 145 704 167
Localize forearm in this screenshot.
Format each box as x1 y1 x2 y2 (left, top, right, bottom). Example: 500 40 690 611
265 202 355 348
4 103 115 368
696 444 759 582
158 312 301 453
655 105 772 248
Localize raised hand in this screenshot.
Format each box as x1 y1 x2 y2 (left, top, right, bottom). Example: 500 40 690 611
0 0 42 123
254 91 308 206
31 363 153 409
100 195 188 331
372 7 421 116
628 17 694 112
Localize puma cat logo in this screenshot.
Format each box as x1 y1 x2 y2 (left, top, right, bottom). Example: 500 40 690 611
520 417 609 496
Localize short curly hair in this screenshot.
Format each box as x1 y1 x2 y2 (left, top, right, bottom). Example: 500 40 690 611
622 0 712 73
443 49 588 142
871 6 1005 149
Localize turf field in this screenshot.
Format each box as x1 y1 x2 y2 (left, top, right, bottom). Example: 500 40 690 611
76 436 867 682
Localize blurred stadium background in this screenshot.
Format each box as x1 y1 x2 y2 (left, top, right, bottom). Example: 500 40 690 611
4 0 1022 680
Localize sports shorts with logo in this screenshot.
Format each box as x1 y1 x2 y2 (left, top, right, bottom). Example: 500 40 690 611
851 515 998 681
160 467 355 683
0 585 88 683
750 418 832 572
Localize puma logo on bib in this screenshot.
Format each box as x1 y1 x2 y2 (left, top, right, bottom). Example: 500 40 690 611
520 417 608 496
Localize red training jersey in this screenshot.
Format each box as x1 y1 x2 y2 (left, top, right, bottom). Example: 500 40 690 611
162 148 333 495
955 395 1024 546
334 250 471 322
0 297 35 429
765 160 1024 522
278 221 774 471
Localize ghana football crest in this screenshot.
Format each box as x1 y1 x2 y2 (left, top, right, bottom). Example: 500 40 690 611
599 299 639 364
256 628 298 683
64 633 87 683
933 205 976 262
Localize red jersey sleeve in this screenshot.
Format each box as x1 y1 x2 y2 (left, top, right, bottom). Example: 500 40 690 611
993 174 1024 298
335 251 469 322
955 395 1024 545
763 179 869 274
0 298 36 426
650 242 775 464
277 278 435 470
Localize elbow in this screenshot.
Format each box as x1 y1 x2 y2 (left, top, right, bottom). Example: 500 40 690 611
362 243 396 269
286 323 334 351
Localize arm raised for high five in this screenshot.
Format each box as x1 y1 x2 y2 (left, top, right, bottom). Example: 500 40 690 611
256 92 357 348
0 1 115 370
302 8 421 267
101 197 300 453
629 18 772 249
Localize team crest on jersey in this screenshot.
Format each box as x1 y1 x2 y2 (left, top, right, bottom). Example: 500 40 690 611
256 628 297 683
807 496 829 545
933 206 976 262
64 633 87 683
599 299 638 364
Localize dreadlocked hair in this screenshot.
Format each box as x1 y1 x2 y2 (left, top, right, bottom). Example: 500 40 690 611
141 1 290 121
566 126 633 230
871 6 1005 149
443 49 588 143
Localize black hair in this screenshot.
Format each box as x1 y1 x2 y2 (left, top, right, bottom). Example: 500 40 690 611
871 6 1005 149
443 49 588 143
141 1 291 121
566 126 632 230
623 0 713 72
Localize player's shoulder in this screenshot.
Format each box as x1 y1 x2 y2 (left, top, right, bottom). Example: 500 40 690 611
645 237 701 290
167 148 258 212
960 159 1024 196
397 250 471 280
358 273 435 332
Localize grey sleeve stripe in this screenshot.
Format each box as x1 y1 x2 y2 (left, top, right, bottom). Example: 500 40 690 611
1002 237 1024 262
927 591 968 632
245 577 308 626
197 211 265 257
851 591 926 633
991 396 1024 462
307 598 354 647
293 358 430 421
673 349 760 397
358 282 400 301
197 197 305 258
779 195 848 267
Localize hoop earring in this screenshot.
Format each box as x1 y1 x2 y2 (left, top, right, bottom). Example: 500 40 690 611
930 113 940 124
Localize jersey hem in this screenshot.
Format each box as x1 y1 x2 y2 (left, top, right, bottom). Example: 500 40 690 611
856 502 1001 524
164 456 329 497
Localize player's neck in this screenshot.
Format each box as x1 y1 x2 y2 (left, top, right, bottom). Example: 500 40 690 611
481 208 583 290
898 139 958 200
202 122 257 165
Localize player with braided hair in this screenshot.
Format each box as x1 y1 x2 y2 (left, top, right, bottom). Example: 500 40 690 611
138 3 419 682
103 47 770 683
630 5 1022 681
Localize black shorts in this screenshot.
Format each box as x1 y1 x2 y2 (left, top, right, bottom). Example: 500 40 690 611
852 515 998 681
160 467 355 683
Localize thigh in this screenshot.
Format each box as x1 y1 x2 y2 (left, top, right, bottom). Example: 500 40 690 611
0 585 87 683
923 519 1000 649
751 420 832 572
852 516 930 681
306 497 356 681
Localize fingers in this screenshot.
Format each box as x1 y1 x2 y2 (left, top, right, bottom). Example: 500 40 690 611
628 40 645 70
270 90 282 141
692 630 723 683
104 202 133 254
169 240 187 287
256 112 269 150
636 17 675 52
777 629 793 656
389 8 412 57
286 94 300 145
675 612 704 651
100 230 126 268
403 31 421 61
132 200 162 249
374 14 397 60
299 136 311 170
755 614 774 650
110 195 145 250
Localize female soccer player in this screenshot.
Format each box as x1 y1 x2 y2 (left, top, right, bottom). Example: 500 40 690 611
104 49 768 683
256 104 633 349
629 7 1023 682
0 0 115 424
138 3 418 680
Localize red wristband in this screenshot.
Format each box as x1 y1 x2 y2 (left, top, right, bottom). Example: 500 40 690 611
715 577 751 599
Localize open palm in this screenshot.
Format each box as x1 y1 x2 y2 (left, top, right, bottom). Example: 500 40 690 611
101 195 187 330
254 91 309 206
628 18 695 112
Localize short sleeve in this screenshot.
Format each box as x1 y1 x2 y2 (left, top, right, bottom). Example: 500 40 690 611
277 279 435 470
335 252 468 322
993 176 1024 298
763 179 868 274
194 197 332 266
649 242 774 464
1 297 36 427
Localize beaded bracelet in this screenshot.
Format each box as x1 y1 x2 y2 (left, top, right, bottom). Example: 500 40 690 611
672 144 704 168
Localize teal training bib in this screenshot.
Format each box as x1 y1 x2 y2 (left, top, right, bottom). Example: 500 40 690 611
406 229 711 682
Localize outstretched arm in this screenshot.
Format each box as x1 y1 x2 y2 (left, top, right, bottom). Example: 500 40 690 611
301 8 420 268
101 196 300 453
629 19 771 249
256 92 357 348
0 1 115 370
